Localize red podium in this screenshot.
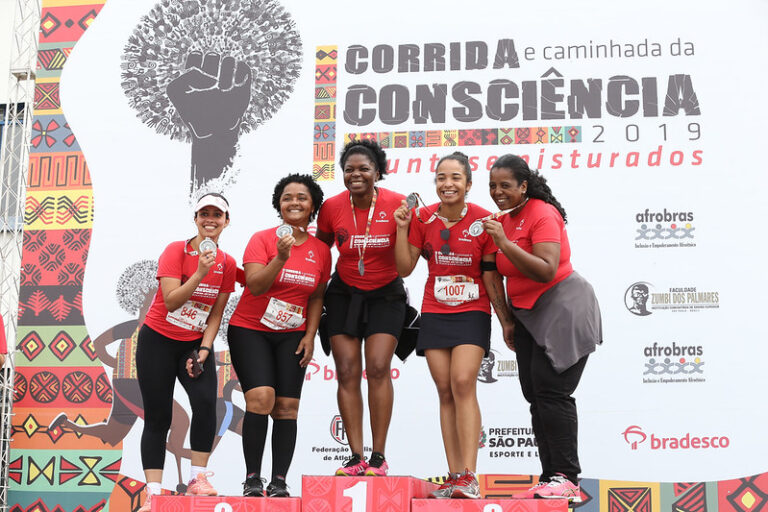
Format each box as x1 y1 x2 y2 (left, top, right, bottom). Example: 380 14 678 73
302 476 438 512
412 498 569 512
151 495 301 511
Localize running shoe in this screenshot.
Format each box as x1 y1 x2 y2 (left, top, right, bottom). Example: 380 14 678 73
534 474 582 502
187 471 218 496
364 452 389 476
137 492 152 512
243 474 265 497
512 480 548 499
266 476 290 497
429 472 460 499
451 469 481 499
336 453 368 476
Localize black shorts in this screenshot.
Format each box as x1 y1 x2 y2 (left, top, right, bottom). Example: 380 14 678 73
325 277 407 340
416 311 491 356
227 325 307 398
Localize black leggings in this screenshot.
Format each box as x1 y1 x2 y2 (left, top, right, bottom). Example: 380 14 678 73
514 321 588 483
136 324 217 470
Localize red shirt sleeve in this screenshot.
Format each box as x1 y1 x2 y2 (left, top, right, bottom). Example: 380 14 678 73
321 242 332 284
316 200 333 235
156 242 184 280
243 231 272 266
407 213 425 249
221 253 237 293
530 210 563 244
0 315 7 354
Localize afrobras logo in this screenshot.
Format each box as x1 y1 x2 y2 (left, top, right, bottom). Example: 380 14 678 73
479 425 539 459
642 342 705 384
625 281 719 315
634 208 696 249
330 414 348 445
622 425 730 451
477 349 518 383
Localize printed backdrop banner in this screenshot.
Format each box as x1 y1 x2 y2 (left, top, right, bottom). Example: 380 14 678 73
11 0 768 510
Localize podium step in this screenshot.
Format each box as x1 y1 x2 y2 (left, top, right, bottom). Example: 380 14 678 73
151 495 301 511
412 498 570 511
303 475 439 512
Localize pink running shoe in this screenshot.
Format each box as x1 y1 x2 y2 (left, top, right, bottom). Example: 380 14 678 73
137 492 152 512
187 471 218 496
534 474 582 502
512 480 548 499
336 454 368 476
364 452 388 476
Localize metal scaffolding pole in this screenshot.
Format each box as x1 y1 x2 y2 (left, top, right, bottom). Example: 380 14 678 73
0 0 41 508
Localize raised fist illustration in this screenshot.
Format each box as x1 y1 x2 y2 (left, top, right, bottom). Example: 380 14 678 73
167 52 252 191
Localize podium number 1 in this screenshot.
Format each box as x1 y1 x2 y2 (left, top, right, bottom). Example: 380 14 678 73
343 481 368 512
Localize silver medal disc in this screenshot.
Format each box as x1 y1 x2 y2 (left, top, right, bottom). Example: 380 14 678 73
468 221 484 237
406 193 419 209
358 259 365 276
199 237 217 257
276 225 293 238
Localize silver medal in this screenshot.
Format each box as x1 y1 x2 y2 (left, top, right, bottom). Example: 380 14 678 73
468 221 484 237
406 193 419 209
276 224 293 238
358 259 365 276
199 237 217 257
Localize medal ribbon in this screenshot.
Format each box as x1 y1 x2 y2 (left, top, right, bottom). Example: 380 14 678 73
350 189 378 272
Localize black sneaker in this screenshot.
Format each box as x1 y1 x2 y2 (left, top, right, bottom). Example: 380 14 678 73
243 473 265 497
266 476 290 497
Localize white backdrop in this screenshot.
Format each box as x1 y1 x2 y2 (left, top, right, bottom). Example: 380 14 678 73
60 0 768 494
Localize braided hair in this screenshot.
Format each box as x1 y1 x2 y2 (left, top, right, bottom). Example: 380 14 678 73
491 154 567 223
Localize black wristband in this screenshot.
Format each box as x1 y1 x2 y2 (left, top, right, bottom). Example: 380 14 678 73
197 346 211 353
480 261 497 272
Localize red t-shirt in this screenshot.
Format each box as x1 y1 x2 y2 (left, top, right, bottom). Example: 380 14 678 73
144 240 237 341
229 227 332 332
316 187 405 291
496 199 573 309
408 203 496 314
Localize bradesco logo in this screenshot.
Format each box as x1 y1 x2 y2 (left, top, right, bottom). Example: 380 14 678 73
305 359 402 382
622 425 729 451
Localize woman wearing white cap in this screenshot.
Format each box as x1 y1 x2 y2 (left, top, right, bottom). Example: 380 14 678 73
136 193 237 511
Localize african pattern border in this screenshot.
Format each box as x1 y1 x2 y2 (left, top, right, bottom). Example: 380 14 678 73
313 45 337 182
344 125 582 148
10 1 119 512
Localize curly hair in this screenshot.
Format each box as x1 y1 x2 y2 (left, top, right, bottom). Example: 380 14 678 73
116 260 158 315
436 151 472 184
491 154 567 223
271 173 324 222
339 139 388 179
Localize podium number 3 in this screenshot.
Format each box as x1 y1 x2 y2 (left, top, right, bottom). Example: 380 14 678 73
343 481 369 512
214 504 233 512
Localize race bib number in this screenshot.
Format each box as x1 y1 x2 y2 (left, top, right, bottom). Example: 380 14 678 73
166 300 211 332
260 297 306 330
434 275 479 306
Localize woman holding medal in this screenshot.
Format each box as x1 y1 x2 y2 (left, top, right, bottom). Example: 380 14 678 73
136 193 236 511
316 140 407 477
227 174 330 497
482 154 601 502
393 152 512 499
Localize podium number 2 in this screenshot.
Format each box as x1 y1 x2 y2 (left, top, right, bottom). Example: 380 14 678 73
214 504 233 512
343 481 368 512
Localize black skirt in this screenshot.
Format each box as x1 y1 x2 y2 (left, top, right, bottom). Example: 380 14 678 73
416 311 491 356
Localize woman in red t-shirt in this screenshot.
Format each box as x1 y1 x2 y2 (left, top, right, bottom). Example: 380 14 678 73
394 152 512 499
316 140 407 476
482 154 602 502
136 193 236 510
228 174 331 497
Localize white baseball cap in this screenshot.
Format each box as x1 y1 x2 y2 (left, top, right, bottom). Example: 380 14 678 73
195 193 229 213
